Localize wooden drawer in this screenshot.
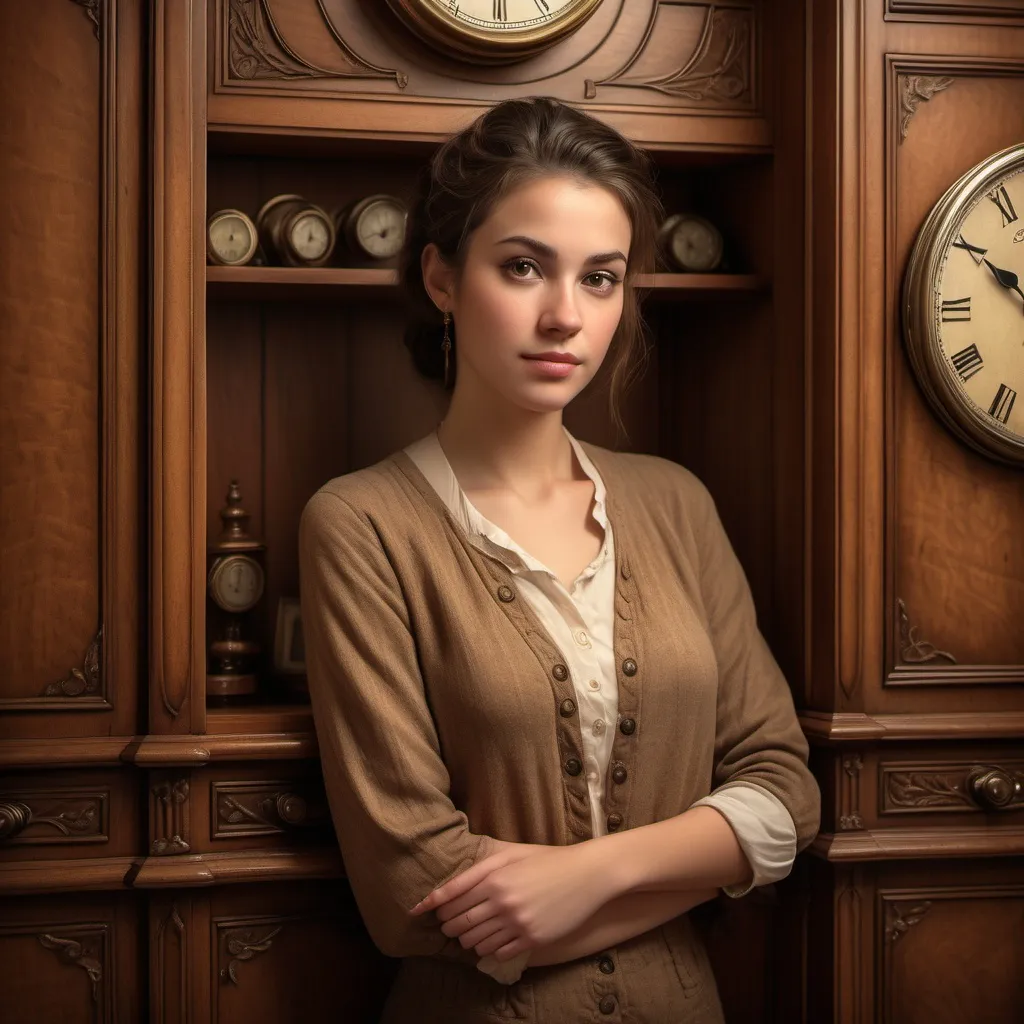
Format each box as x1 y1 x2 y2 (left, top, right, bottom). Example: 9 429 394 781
189 763 333 854
0 768 139 861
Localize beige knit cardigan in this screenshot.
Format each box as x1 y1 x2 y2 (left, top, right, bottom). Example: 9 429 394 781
298 441 820 1023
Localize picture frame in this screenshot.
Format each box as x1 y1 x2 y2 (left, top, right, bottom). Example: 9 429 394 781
274 596 306 674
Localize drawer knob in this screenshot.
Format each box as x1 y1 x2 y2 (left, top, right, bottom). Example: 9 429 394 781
967 767 1022 810
274 793 308 826
0 801 33 841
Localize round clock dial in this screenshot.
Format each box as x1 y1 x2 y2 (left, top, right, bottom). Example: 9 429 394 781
385 0 603 64
904 144 1024 465
208 555 265 614
207 209 258 266
660 213 724 273
289 211 333 263
338 195 408 260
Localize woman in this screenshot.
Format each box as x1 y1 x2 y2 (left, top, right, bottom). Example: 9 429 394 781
298 97 820 1023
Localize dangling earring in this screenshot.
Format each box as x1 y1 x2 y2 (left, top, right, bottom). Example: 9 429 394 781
441 311 452 389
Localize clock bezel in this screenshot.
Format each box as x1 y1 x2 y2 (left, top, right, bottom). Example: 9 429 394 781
384 0 604 65
208 554 266 614
903 143 1024 467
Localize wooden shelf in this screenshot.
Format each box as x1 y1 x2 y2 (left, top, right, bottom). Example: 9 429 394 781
206 265 767 302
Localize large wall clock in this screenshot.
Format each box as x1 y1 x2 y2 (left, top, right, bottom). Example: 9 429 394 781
903 143 1024 466
385 0 604 64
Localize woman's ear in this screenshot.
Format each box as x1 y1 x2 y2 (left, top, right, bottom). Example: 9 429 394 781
421 243 456 312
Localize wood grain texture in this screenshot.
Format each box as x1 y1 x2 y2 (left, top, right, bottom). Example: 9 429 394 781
0 0 141 735
151 0 208 733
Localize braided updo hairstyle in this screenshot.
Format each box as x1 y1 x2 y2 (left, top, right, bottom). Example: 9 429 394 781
399 96 663 437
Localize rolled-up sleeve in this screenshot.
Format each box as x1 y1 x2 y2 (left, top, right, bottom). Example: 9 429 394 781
298 489 487 964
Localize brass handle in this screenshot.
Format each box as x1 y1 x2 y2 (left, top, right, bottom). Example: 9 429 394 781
967 767 1023 811
0 801 33 841
274 793 308 826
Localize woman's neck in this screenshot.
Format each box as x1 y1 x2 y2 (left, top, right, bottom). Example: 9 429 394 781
436 397 582 501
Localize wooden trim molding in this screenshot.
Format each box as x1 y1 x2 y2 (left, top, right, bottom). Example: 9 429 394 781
0 732 317 768
884 53 1024 692
131 847 344 888
811 825 1024 861
151 0 208 733
801 710 1024 741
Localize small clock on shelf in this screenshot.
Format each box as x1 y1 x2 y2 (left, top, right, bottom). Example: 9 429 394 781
658 213 725 273
257 194 336 267
207 480 266 701
334 195 408 261
384 0 603 64
903 142 1024 466
207 208 259 267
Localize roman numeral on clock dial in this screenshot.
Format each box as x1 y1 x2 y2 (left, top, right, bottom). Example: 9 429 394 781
989 383 1016 424
493 0 507 19
941 297 971 322
988 185 1019 227
952 234 988 265
950 343 984 382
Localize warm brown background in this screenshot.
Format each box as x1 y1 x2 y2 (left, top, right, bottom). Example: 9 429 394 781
1 1 1022 1021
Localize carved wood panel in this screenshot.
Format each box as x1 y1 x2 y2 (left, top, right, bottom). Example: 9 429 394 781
886 57 1024 697
0 892 141 1024
207 0 769 149
880 885 1024 1023
0 0 141 734
887 0 1024 21
201 883 397 1024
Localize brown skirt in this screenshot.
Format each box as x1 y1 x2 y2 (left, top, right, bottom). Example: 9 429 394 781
379 914 726 1024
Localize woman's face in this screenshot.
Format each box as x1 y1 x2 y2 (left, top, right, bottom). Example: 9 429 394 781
424 175 632 416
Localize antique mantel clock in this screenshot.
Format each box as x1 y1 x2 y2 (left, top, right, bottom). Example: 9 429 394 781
903 143 1024 466
384 0 604 64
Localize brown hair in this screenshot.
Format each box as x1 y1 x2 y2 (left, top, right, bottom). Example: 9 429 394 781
400 96 663 438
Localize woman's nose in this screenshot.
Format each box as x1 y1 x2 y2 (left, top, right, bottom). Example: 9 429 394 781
538 280 583 336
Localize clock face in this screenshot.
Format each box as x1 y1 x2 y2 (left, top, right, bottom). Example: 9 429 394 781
209 555 265 614
935 165 1024 438
289 212 333 263
208 210 257 266
668 215 723 272
904 144 1024 465
386 0 603 63
356 199 407 259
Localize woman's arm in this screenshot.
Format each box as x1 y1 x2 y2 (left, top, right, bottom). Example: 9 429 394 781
525 886 717 967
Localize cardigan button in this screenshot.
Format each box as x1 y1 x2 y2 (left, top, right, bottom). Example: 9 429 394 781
497 585 515 602
559 698 576 717
620 562 631 580
599 994 617 1014
597 956 615 974
611 764 628 785
552 663 569 681
606 813 623 831
619 718 636 735
564 758 582 777
622 658 637 676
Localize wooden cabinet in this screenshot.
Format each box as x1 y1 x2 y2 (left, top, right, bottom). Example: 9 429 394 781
2 0 1023 1021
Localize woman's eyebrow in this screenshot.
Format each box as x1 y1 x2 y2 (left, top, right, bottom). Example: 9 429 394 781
495 235 627 264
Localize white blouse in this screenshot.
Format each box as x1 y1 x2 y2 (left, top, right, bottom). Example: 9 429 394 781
403 426 797 981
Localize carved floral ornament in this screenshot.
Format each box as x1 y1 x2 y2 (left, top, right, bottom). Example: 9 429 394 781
899 75 954 142
225 0 754 107
896 599 956 664
221 925 283 984
70 0 101 39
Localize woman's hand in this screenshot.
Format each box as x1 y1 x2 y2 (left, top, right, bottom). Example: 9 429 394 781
409 840 611 962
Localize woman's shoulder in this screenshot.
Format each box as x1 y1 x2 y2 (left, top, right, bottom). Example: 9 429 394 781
577 440 715 512
300 452 419 539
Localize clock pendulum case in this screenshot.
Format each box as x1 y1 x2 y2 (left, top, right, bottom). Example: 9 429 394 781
903 142 1024 466
207 480 267 701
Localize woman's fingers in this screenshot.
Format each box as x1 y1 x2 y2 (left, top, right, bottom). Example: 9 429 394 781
473 926 520 958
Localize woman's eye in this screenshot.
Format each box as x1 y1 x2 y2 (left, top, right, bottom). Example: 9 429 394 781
505 258 538 278
584 272 619 290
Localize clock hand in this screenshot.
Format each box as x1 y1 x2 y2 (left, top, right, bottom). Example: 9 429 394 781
983 258 1024 311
